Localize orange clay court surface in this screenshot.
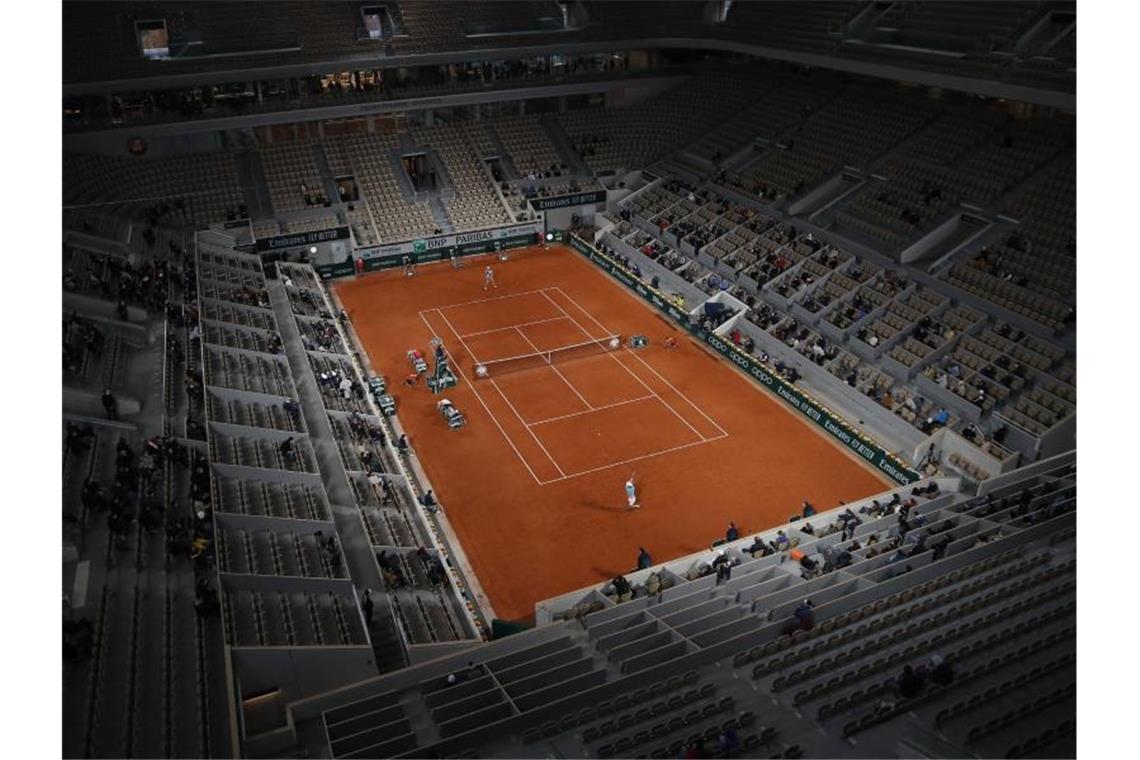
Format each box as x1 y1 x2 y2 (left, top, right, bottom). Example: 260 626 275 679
334 245 891 621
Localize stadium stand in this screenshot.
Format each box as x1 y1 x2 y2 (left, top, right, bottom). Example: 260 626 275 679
273 459 1074 759
61 3 1077 757
63 151 246 228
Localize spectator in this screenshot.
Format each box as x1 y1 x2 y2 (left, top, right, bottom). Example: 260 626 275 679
726 522 739 542
322 534 340 565
637 547 652 570
361 589 374 626
793 599 815 631
746 536 767 556
929 654 954 686
101 389 119 420
774 530 790 550
612 575 632 598
802 500 816 518
718 726 740 756
279 436 296 462
896 663 926 699
81 479 104 515
931 535 951 561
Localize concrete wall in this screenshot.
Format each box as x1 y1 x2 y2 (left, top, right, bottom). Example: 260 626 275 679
912 427 1019 480
64 128 229 158
976 449 1075 496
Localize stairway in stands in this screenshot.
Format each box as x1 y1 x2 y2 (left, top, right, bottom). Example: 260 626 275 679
540 114 591 176
266 277 406 674
236 149 274 219
428 196 454 235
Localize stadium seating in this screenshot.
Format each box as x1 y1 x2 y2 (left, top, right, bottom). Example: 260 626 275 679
414 124 514 231
258 140 327 214
324 133 437 243
62 7 1078 755
63 150 245 228
727 86 940 203
269 459 1074 759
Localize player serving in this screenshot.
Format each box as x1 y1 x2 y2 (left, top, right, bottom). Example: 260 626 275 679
625 473 640 510
483 265 497 291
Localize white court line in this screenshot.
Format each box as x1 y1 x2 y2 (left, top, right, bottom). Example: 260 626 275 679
539 288 708 444
419 310 544 486
538 433 729 485
513 326 594 411
490 377 567 478
417 287 727 486
459 315 569 339
552 286 730 439
431 287 552 313
528 394 656 426
434 307 567 479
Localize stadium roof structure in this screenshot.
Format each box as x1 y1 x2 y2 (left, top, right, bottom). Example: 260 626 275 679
63 1 1074 109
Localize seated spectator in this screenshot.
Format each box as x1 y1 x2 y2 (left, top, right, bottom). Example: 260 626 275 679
896 663 926 699
928 654 954 686
445 661 480 687
718 726 740 757
611 575 632 598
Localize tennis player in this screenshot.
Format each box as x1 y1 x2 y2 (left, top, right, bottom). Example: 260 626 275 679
625 474 639 510
483 265 497 291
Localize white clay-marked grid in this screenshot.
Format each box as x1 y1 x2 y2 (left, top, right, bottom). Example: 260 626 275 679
419 288 729 485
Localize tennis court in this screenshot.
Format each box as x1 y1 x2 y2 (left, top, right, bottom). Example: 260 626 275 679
420 287 728 484
334 245 893 621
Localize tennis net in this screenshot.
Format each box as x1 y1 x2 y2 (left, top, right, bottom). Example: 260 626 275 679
472 335 622 379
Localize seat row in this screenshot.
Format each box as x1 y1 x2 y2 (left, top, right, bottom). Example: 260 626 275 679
224 590 368 647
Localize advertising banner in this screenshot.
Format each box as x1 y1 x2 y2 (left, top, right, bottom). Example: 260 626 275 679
528 189 607 211
315 222 542 279
256 226 351 252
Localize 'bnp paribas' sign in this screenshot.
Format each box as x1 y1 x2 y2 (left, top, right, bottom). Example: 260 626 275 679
256 226 350 252
529 190 607 211
413 229 500 254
